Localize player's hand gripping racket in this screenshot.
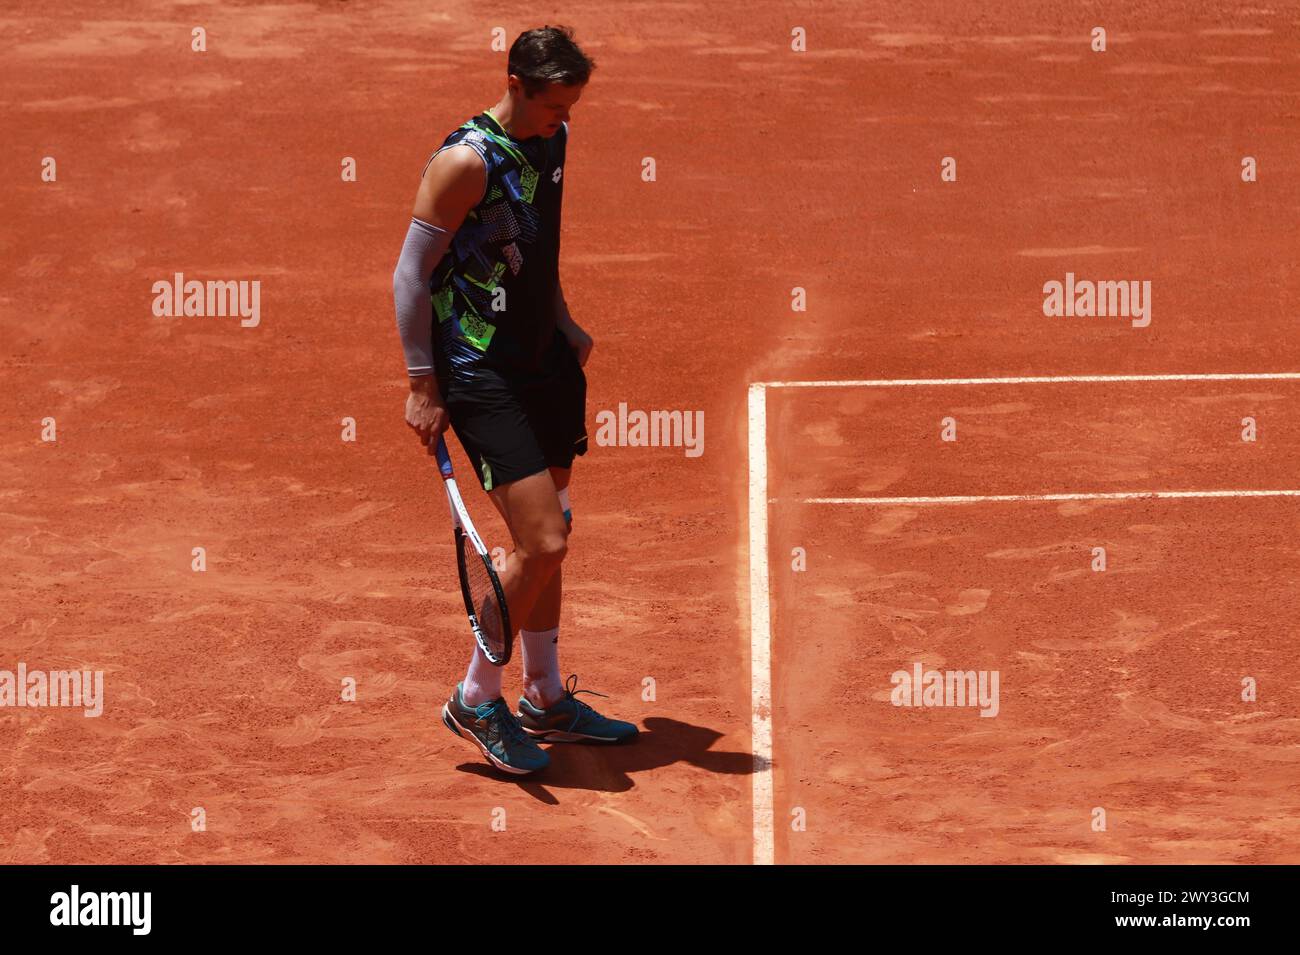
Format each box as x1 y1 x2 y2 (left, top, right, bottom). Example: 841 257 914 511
434 436 512 666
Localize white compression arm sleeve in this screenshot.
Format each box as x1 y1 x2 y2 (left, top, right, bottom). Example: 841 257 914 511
392 217 454 376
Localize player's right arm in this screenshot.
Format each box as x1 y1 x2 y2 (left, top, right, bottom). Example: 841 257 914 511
393 144 488 450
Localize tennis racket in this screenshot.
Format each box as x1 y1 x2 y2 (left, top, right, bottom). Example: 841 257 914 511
434 435 512 666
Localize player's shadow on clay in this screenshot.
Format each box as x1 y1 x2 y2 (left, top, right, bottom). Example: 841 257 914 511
455 716 756 802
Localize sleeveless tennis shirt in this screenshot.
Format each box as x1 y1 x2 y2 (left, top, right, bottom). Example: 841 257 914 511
425 110 567 378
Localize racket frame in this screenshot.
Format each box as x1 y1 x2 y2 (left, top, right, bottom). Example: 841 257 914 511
434 437 512 666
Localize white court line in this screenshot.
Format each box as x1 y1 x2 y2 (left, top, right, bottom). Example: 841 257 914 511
800 489 1300 506
759 372 1300 389
747 383 774 866
746 371 1300 865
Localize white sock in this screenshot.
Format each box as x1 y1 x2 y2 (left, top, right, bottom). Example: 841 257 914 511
521 626 562 706
461 643 503 707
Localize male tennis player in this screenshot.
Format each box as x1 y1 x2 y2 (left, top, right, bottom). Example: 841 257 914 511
392 25 637 775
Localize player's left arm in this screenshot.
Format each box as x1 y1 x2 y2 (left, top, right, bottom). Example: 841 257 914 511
556 281 593 367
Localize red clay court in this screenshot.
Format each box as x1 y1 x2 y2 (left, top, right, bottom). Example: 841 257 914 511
3 2 1299 865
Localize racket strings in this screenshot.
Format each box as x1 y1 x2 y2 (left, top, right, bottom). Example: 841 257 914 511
461 537 507 658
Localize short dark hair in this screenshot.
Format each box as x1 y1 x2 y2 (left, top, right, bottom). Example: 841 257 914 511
508 25 595 96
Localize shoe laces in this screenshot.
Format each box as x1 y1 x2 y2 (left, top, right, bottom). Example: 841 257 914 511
562 673 608 717
476 698 530 747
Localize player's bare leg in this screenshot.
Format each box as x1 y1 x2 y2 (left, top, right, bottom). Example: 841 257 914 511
484 467 569 708
520 468 568 708
518 564 563 709
487 467 569 642
493 467 638 744
457 468 566 708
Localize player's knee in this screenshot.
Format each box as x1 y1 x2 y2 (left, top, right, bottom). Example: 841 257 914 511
522 531 568 570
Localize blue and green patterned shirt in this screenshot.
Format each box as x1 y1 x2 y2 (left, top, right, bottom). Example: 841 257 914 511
425 110 567 378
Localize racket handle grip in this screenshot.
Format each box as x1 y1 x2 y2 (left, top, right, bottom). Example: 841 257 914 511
434 436 454 479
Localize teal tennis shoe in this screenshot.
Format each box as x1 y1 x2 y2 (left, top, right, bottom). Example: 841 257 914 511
442 682 550 775
516 674 639 744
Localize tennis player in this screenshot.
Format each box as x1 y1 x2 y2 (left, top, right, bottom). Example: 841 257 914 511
392 25 637 775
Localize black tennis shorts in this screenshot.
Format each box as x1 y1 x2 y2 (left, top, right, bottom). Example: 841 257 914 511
443 337 588 492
